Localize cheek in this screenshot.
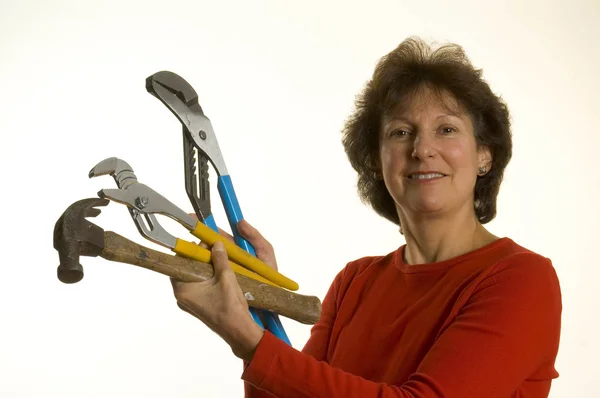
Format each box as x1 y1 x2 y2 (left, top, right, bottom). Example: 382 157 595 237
379 145 405 171
445 141 479 169
379 146 391 169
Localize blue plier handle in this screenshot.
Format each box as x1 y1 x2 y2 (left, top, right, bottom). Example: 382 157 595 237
146 71 291 345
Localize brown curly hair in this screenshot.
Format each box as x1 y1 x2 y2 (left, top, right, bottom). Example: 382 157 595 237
341 36 513 227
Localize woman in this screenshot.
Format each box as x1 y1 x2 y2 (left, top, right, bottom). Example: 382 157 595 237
171 37 562 397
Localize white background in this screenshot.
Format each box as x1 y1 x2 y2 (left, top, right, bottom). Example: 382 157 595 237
1 0 598 397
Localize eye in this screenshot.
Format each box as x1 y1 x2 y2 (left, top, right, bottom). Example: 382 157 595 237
388 129 410 138
440 126 456 134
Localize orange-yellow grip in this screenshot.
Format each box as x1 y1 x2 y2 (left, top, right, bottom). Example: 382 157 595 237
173 239 280 288
189 222 299 291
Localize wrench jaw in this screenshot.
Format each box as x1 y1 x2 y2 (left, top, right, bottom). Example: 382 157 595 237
89 157 138 190
146 71 202 112
98 183 198 231
91 156 200 247
97 188 140 209
146 71 229 177
90 158 179 250
94 186 178 249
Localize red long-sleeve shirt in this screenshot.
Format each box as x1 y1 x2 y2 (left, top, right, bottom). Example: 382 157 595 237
242 237 562 397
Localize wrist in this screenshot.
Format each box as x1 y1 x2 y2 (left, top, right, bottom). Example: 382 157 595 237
229 318 264 362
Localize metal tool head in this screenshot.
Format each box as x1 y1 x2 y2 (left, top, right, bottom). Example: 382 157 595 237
89 157 196 247
145 73 211 221
89 157 138 189
145 71 202 113
53 198 108 283
146 71 228 176
90 157 154 213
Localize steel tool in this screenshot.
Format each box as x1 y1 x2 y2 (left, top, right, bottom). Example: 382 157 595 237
146 71 292 344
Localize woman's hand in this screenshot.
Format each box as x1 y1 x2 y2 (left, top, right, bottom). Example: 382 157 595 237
236 220 278 271
170 219 278 361
196 218 278 271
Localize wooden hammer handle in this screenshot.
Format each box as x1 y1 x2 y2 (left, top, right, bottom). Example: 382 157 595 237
101 231 322 325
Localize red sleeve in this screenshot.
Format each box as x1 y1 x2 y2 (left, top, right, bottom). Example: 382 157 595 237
243 266 345 397
242 254 562 397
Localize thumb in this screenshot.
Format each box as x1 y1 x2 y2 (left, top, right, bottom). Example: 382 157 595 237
211 241 234 281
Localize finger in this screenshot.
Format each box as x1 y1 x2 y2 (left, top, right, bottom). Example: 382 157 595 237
217 227 235 243
198 241 210 249
211 241 235 282
237 220 277 269
237 220 269 248
187 212 231 243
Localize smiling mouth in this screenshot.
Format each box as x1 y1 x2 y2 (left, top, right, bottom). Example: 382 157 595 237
408 173 445 180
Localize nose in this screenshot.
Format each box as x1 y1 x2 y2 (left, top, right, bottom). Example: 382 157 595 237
411 133 437 159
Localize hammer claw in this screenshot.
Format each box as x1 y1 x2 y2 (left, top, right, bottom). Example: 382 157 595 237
84 207 102 218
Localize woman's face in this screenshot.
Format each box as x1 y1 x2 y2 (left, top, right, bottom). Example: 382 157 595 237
379 87 491 220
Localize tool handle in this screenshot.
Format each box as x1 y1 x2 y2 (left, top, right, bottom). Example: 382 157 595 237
190 220 299 291
217 175 254 253
203 214 219 233
217 174 292 346
101 231 322 325
173 239 279 287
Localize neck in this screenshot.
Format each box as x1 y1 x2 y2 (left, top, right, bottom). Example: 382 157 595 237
398 206 498 265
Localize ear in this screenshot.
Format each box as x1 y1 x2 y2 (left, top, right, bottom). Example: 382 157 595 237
370 151 383 180
477 145 493 171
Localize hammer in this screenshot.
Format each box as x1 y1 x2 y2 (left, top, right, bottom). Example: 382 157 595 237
53 197 322 325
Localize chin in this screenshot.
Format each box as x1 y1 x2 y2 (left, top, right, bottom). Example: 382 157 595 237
405 197 447 215
414 205 446 215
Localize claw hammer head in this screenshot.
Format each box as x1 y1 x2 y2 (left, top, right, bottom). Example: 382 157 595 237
53 198 109 283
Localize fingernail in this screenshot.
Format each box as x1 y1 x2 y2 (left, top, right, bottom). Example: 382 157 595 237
213 241 225 252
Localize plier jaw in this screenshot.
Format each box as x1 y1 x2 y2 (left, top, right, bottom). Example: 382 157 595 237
89 158 181 249
146 71 228 176
98 184 196 231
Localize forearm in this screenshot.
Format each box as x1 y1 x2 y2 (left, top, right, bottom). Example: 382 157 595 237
242 331 428 398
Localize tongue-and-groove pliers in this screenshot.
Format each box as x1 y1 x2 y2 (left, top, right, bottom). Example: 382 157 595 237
145 71 292 345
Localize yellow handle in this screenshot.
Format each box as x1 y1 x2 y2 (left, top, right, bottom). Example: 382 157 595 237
189 222 299 291
173 239 280 288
